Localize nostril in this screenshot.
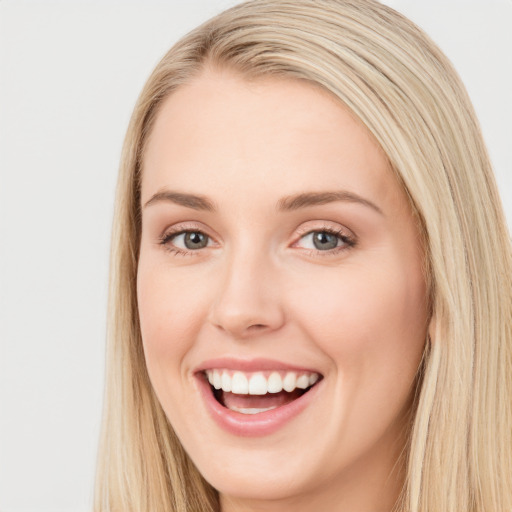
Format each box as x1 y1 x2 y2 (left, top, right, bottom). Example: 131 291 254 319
248 324 266 330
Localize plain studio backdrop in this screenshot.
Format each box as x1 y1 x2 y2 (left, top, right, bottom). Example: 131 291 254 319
0 1 511 511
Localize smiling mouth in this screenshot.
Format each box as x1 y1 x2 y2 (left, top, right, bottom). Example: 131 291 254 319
204 369 322 414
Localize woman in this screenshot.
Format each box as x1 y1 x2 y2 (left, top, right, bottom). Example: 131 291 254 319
94 1 512 511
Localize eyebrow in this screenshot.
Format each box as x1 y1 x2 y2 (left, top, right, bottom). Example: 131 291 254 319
143 190 216 211
276 191 383 215
143 189 383 215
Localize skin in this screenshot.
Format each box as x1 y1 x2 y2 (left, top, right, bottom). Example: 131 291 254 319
137 66 429 512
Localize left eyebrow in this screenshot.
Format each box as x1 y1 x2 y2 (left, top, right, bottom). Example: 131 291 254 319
276 190 384 216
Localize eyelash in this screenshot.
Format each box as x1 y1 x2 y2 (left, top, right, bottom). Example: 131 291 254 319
294 226 357 257
158 225 357 258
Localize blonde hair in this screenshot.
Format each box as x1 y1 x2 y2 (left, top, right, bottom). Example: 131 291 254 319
94 1 512 511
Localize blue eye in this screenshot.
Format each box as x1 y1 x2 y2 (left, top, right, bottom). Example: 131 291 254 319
159 230 212 255
159 226 355 257
303 231 340 250
296 229 355 253
174 231 209 250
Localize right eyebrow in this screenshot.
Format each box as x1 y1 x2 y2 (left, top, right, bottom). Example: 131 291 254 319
143 190 217 212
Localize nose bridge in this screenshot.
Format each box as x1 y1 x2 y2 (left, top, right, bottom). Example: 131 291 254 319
209 239 285 338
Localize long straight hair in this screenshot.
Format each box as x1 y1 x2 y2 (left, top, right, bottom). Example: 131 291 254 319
94 1 512 510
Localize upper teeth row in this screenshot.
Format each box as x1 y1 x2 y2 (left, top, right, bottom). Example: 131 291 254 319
205 369 320 395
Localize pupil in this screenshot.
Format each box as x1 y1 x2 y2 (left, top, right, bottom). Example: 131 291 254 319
185 232 207 249
313 232 338 250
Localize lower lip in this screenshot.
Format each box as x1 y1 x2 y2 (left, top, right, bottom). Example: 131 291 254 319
195 373 322 437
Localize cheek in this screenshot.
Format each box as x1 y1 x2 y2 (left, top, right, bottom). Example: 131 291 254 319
291 258 427 384
137 262 207 364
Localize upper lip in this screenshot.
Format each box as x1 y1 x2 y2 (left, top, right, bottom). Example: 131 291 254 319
194 357 322 375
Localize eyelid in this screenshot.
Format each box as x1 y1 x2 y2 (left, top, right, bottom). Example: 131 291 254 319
159 221 218 242
157 221 356 256
169 231 215 249
293 221 355 243
291 222 356 255
157 222 219 256
294 221 354 239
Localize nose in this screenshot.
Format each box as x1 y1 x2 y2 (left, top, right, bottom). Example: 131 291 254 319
208 247 285 340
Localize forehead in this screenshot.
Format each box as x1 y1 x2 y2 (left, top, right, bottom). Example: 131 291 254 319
141 68 404 213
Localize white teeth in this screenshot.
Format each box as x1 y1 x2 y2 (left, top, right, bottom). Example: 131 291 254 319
267 372 283 393
296 374 310 389
213 370 222 390
283 372 297 392
309 373 319 386
231 372 249 394
248 373 267 395
228 405 278 414
205 369 320 395
221 372 232 392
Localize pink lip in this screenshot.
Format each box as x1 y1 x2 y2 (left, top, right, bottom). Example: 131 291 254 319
194 362 323 437
195 357 320 373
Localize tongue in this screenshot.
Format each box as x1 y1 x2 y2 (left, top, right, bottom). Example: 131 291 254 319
221 389 304 410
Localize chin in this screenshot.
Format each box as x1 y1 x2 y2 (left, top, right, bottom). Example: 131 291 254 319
203 459 311 503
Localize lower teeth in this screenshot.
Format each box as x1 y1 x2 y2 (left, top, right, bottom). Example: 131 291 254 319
212 385 310 415
228 405 278 414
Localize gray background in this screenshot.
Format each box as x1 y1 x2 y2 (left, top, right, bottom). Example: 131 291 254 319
1 1 511 511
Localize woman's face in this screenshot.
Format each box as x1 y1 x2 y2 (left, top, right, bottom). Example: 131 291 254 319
138 68 428 511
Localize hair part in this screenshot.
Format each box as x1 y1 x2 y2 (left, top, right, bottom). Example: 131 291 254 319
94 1 512 511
